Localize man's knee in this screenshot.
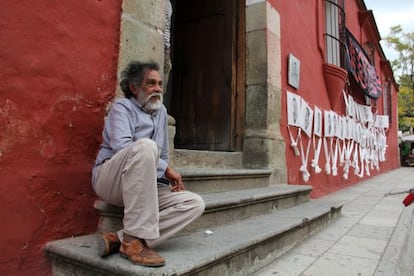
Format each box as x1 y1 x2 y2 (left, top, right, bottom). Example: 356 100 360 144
190 192 205 216
129 138 158 161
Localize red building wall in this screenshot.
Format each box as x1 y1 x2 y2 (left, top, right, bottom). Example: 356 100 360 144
0 1 121 275
269 0 400 197
0 1 400 275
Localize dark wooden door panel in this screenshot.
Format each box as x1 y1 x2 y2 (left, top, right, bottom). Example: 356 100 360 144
172 0 236 151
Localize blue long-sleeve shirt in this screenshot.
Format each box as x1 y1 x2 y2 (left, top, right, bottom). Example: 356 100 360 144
92 97 169 185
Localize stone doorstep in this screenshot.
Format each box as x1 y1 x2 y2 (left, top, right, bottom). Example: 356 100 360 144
96 184 313 234
45 200 343 276
173 149 243 169
178 168 273 193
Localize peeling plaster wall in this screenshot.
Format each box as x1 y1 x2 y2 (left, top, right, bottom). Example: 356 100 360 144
0 1 122 275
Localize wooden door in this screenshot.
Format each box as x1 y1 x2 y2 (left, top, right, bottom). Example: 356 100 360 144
170 0 244 151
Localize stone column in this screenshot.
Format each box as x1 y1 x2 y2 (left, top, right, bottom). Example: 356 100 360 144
244 1 286 183
116 0 166 97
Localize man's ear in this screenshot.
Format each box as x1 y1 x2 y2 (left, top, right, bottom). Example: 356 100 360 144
129 82 138 95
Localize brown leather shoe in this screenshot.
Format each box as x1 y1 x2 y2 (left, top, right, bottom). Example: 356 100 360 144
96 232 121 257
120 239 165 267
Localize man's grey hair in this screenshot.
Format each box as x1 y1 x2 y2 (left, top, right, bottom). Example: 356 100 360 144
120 61 160 98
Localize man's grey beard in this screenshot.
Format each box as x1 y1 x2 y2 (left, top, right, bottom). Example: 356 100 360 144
138 92 163 113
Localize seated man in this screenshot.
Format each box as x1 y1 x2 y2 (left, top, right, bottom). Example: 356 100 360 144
92 61 205 267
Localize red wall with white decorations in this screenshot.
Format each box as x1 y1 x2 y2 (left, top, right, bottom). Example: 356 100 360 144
269 0 400 197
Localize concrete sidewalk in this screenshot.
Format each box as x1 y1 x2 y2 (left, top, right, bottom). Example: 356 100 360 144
257 167 414 276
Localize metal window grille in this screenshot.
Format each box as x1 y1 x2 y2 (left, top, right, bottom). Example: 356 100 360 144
383 80 392 123
325 0 346 67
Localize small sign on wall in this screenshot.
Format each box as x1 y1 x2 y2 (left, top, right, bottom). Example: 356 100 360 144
288 53 300 89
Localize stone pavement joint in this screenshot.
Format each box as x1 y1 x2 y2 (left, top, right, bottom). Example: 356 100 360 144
257 167 414 276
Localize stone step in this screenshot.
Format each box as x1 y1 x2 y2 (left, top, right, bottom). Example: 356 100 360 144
173 149 243 169
96 184 313 235
45 200 342 276
178 168 273 193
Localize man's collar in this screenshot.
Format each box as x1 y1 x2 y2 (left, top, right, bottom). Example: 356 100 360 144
130 97 142 108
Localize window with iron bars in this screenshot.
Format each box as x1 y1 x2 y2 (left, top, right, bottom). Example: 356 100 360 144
325 0 346 68
383 80 392 123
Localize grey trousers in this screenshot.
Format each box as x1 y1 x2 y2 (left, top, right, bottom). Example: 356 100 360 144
93 138 205 248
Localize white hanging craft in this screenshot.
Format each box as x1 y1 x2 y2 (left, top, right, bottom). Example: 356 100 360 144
343 140 354 180
300 99 314 138
299 135 311 182
286 89 391 182
311 106 323 173
323 137 331 175
375 114 389 162
311 136 322 174
342 117 354 179
323 110 334 175
288 126 301 156
352 123 362 175
363 128 371 177
378 131 387 162
352 143 360 175
331 137 339 176
358 145 365 178
298 100 313 182
287 91 302 156
357 125 368 178
338 116 346 167
330 112 339 176
370 127 380 171
341 93 356 177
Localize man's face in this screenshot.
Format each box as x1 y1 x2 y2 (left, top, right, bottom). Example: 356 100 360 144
132 69 164 113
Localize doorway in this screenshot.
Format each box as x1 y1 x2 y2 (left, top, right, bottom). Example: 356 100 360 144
168 0 245 151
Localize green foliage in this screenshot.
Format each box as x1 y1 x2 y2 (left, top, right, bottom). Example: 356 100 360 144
398 86 414 131
385 25 414 131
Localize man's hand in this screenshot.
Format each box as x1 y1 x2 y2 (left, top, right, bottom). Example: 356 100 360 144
165 166 185 192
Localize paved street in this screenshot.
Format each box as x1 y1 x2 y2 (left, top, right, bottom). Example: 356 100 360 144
257 167 414 276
